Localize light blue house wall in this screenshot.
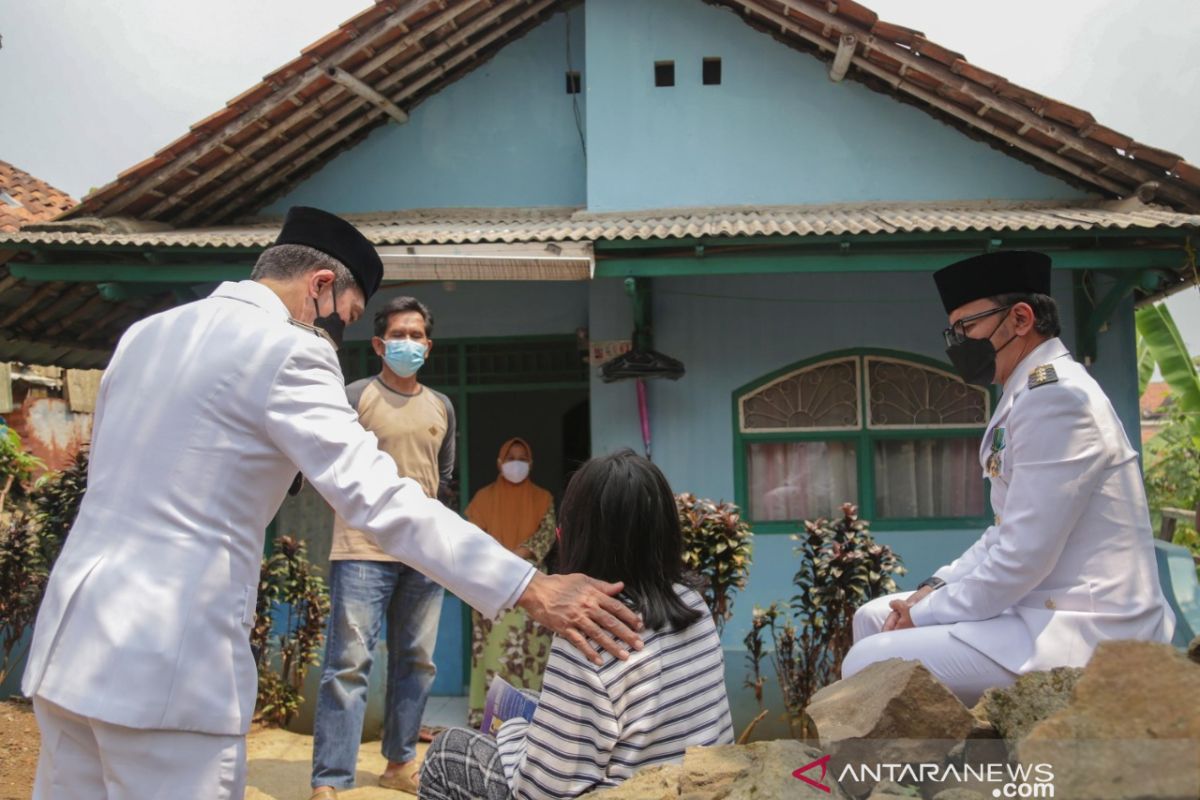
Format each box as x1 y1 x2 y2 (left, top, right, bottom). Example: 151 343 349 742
266 7 587 214
238 0 1171 737
583 0 1094 211
587 268 1144 736
587 269 1145 648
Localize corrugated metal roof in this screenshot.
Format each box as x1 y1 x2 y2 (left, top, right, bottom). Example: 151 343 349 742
6 200 1199 249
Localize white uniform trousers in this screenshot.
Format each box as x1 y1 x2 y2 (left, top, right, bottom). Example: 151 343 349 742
843 592 1018 706
32 696 246 800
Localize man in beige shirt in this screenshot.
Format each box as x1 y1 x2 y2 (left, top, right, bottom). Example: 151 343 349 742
311 296 456 798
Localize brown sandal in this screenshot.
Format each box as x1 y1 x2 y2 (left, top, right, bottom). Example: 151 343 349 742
378 761 421 793
310 789 338 800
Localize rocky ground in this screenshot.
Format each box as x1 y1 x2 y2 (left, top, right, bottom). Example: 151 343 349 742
4 637 1198 799
594 637 1200 800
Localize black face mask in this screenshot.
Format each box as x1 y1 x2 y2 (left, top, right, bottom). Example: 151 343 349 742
945 310 1016 387
312 287 345 350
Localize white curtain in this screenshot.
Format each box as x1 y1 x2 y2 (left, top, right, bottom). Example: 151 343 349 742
873 438 984 518
746 441 858 522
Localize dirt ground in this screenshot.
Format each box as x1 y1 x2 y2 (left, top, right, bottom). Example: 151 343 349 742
0 700 38 800
0 700 424 800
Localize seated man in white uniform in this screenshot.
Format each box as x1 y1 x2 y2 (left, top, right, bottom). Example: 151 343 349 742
843 250 1175 704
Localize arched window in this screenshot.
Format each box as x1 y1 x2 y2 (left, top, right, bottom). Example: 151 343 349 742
734 351 992 531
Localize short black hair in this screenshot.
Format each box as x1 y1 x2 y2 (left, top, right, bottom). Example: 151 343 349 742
556 449 701 632
250 244 358 295
374 296 433 338
990 292 1061 338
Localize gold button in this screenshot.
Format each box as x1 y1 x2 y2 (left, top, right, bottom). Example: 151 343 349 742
994 515 1002 526
1044 598 1056 610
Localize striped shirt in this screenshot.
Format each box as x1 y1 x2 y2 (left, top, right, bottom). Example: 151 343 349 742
495 585 733 799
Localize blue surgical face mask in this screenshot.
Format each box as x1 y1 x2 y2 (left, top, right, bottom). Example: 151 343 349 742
383 339 427 377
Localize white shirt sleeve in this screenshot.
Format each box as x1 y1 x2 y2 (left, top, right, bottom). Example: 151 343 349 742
262 339 533 619
911 383 1110 627
932 524 1001 584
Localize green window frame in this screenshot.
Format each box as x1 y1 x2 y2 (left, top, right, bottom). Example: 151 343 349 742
732 348 996 533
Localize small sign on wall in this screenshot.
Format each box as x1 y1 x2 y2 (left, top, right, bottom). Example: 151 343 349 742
65 369 104 413
589 339 633 367
0 363 11 414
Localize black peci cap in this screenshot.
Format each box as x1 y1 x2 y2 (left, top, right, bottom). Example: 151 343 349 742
933 251 1052 314
274 206 383 299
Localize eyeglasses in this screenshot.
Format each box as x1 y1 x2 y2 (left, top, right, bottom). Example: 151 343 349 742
942 305 1012 348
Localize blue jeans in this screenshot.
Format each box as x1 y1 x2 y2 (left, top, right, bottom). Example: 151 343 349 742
311 560 444 790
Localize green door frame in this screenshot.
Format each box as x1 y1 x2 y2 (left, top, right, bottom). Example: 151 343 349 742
338 333 590 687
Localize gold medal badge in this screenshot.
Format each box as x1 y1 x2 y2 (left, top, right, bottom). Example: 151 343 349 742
986 427 1005 478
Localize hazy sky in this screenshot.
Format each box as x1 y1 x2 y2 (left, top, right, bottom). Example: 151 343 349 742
1 0 1196 351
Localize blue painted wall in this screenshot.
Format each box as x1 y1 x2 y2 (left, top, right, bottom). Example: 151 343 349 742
266 7 587 214
587 266 1152 734
584 0 1093 211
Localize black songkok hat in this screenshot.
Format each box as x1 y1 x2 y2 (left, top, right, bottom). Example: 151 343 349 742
933 251 1052 314
273 206 383 300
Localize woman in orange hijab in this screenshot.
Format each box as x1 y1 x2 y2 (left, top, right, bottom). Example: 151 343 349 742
464 437 556 729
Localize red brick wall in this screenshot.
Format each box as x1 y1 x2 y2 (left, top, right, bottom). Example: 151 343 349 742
5 384 92 475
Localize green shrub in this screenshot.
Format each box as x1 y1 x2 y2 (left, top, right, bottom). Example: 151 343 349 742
0 447 87 687
251 535 330 728
744 503 905 738
677 493 753 633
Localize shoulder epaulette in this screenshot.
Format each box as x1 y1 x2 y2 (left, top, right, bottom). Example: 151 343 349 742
287 318 336 348
1027 363 1059 389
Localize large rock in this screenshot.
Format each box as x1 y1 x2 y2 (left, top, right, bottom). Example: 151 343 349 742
586 739 850 799
976 666 1083 741
1018 641 1200 800
865 781 921 798
929 791 986 800
805 659 976 798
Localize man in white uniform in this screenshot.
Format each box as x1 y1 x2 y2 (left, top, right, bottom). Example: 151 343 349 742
24 207 642 799
844 250 1175 704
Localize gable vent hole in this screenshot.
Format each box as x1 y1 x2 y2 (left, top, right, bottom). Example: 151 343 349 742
703 57 722 85
654 61 675 88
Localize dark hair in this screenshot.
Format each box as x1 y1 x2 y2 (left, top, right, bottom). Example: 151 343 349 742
556 449 701 632
374 296 434 338
250 244 358 294
990 292 1061 338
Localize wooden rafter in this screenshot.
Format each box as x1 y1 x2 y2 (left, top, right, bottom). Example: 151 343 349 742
766 0 1200 208
226 1 560 221
43 292 109 338
142 0 496 220
326 67 411 124
732 0 1137 199
176 0 554 225
92 0 457 217
0 282 66 330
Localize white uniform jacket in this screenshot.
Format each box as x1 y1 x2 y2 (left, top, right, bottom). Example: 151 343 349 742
909 337 1175 673
22 281 535 735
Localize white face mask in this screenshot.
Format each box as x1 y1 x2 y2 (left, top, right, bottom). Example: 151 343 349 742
500 460 530 484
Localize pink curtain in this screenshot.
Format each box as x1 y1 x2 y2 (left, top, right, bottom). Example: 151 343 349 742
872 438 984 518
746 441 858 522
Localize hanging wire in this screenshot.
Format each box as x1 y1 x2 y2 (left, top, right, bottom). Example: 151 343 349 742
565 8 587 161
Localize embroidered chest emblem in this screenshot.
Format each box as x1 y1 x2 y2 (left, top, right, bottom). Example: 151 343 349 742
986 427 1006 478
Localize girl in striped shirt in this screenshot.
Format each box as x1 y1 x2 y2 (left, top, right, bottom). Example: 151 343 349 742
419 449 734 800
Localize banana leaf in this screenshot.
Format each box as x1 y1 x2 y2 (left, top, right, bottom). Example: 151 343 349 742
1136 333 1155 397
1136 303 1200 445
